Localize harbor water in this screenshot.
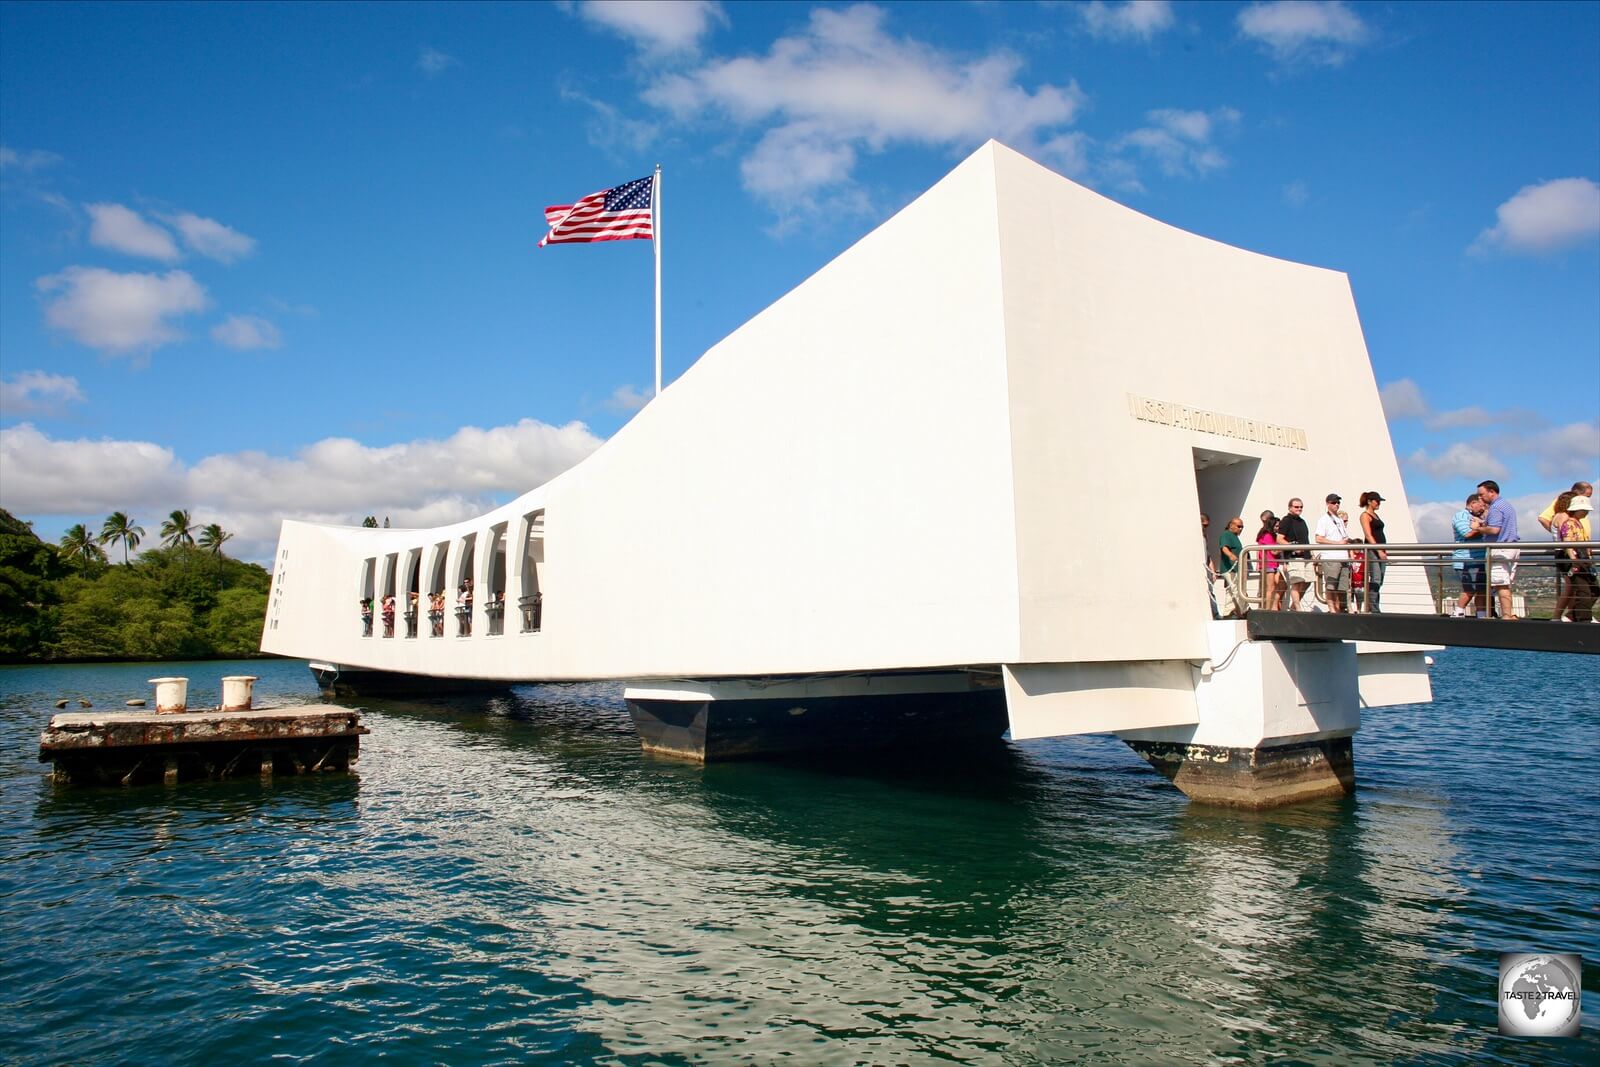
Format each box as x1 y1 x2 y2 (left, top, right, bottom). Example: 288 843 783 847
0 649 1594 1064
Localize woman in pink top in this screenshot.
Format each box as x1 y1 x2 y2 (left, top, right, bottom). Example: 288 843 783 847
1256 511 1283 610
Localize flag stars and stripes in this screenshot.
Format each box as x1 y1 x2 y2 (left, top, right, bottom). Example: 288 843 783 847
540 176 655 246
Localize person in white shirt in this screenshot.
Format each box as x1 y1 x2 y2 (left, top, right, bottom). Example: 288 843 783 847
1315 492 1352 613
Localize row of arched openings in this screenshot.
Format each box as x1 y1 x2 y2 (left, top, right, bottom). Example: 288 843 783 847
358 509 544 639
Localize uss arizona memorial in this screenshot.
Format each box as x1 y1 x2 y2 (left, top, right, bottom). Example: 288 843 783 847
261 141 1434 808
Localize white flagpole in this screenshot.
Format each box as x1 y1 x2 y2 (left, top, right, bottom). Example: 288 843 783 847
653 164 662 398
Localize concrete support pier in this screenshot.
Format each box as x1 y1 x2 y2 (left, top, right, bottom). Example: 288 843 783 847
624 671 1008 762
1117 629 1364 809
1122 736 1355 809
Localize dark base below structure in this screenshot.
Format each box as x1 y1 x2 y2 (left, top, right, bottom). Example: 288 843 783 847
626 687 1010 762
310 663 513 699
48 739 361 787
1123 736 1355 809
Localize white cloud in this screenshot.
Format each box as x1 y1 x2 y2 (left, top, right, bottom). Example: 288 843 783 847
0 418 605 562
417 47 459 76
85 202 180 261
1423 406 1492 431
171 212 257 263
740 122 859 204
1408 497 1463 546
1404 442 1507 482
1283 180 1309 207
578 0 725 55
603 383 653 414
1504 421 1600 481
36 266 208 353
1412 491 1572 547
1116 107 1239 178
1470 177 1600 256
0 423 187 515
560 84 661 154
1379 378 1427 420
1237 1 1368 67
645 4 1085 211
0 146 63 172
211 314 282 350
1079 1 1176 41
0 371 85 417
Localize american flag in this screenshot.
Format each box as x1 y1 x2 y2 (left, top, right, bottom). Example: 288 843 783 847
540 176 655 246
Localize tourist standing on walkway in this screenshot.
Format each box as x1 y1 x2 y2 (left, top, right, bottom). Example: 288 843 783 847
1256 512 1282 610
1218 517 1245 617
1452 493 1488 617
1358 491 1388 613
1315 493 1352 613
1556 495 1597 622
1278 499 1313 610
1477 479 1520 619
1540 481 1593 537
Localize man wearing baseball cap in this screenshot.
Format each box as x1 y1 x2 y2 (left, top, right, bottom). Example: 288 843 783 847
1315 492 1352 613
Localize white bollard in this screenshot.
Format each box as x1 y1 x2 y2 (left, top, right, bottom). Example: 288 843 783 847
221 675 258 712
148 677 189 714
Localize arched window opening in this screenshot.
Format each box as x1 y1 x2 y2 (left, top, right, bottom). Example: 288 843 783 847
358 558 375 636
380 553 398 638
403 551 422 638
519 509 545 633
485 523 508 636
427 541 449 637
454 534 477 636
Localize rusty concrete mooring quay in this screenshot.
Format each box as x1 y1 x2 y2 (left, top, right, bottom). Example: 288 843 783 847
39 684 369 787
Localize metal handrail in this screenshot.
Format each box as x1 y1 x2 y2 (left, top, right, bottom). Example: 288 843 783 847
1232 539 1598 619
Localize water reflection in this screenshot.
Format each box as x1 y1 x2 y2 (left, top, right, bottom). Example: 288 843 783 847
3 657 1595 1064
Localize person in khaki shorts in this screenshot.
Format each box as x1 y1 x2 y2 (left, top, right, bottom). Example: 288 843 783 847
1315 492 1353 613
1277 498 1314 609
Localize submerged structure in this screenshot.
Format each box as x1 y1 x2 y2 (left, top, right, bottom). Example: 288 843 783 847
261 141 1433 808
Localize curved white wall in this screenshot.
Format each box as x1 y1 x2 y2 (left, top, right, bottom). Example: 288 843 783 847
260 141 1422 683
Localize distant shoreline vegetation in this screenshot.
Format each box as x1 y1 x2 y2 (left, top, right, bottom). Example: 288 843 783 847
1 508 272 664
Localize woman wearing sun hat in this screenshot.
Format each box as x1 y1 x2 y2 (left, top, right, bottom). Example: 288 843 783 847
1556 495 1597 622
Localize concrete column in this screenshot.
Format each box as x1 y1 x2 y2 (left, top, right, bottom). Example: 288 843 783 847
1118 628 1361 809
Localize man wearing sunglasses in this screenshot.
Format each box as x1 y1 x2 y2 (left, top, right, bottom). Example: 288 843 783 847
1277 499 1312 610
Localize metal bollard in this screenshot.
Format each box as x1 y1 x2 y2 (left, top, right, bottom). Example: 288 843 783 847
221 675 259 712
148 677 190 714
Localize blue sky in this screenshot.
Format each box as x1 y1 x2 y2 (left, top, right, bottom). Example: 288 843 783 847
2 0 1596 559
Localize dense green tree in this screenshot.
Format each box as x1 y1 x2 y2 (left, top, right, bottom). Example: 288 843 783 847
0 509 65 661
58 524 108 574
48 569 196 660
361 515 379 528
160 509 197 548
1 510 274 662
100 511 145 564
205 587 269 656
197 523 233 556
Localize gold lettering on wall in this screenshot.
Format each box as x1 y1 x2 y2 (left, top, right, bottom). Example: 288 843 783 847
1126 393 1309 450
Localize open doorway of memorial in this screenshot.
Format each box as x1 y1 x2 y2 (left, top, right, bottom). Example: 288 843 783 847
1193 446 1261 571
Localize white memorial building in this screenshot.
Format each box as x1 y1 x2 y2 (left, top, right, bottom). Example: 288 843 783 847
261 141 1433 808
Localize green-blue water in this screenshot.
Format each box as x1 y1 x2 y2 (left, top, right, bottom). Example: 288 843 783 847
0 650 1594 1064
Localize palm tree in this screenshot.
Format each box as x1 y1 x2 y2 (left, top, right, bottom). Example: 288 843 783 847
160 508 197 548
59 524 107 573
100 511 145 565
198 523 233 557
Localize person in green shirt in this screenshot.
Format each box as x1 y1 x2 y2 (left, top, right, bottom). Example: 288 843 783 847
1218 517 1246 617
